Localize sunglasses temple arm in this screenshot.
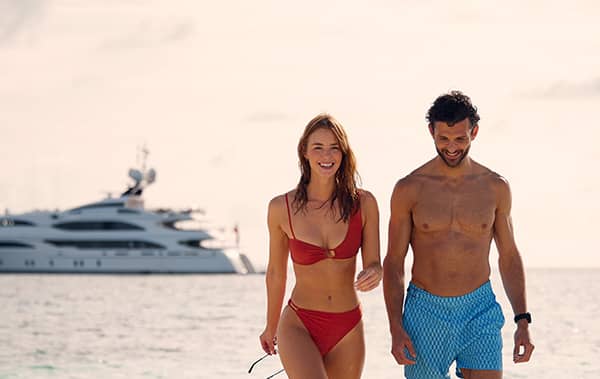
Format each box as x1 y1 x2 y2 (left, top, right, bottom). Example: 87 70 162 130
266 368 285 379
248 353 270 373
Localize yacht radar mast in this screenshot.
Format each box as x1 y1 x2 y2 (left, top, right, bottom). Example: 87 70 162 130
121 146 156 197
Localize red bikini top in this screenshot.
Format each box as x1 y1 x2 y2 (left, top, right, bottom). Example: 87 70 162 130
285 193 362 265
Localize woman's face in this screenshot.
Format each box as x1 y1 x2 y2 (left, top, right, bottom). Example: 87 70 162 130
304 127 343 179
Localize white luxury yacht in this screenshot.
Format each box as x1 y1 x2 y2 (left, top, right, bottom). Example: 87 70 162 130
0 154 255 274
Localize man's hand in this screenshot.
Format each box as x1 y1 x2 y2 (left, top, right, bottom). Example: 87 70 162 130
391 327 417 365
513 325 534 363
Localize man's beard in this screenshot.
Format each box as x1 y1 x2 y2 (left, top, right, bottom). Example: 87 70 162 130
436 146 470 167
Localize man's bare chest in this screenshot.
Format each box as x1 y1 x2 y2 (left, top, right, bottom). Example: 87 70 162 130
412 181 497 234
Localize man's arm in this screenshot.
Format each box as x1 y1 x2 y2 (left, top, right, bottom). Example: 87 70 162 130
383 178 416 365
493 177 534 363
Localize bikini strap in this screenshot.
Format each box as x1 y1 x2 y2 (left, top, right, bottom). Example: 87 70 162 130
288 299 299 312
284 193 296 239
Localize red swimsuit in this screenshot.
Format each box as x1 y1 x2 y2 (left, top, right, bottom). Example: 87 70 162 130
284 193 363 356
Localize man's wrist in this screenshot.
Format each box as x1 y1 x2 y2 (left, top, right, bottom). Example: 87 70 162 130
514 312 531 324
390 322 406 334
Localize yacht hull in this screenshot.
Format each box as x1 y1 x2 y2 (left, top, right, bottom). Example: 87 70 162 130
0 250 252 274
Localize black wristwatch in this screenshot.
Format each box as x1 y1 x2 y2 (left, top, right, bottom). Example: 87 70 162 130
514 312 531 324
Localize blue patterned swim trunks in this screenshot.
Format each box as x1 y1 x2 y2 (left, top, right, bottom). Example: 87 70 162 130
402 281 505 379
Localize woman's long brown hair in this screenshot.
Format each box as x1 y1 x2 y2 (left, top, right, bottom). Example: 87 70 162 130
293 113 360 222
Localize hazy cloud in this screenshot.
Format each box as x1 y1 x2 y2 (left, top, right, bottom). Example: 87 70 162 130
99 20 195 51
0 0 45 44
533 78 600 99
245 112 289 123
164 22 195 43
209 154 227 168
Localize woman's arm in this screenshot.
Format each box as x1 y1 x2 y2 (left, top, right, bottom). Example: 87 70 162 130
259 195 290 355
355 190 382 292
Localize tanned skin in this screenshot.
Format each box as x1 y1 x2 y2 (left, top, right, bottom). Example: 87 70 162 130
383 119 534 379
260 127 382 379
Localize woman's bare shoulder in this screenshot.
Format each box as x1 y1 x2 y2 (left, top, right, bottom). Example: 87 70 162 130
357 189 379 217
268 190 295 214
358 189 377 205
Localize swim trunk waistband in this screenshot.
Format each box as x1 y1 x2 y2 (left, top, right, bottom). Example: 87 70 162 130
407 281 495 309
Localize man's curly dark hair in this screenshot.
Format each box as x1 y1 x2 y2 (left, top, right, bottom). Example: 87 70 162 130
426 90 480 130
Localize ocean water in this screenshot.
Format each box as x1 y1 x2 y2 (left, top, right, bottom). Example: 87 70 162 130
0 269 599 379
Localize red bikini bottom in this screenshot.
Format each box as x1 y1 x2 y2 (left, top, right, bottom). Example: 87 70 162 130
288 299 362 356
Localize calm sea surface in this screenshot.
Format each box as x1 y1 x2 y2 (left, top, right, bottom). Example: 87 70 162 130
1 268 599 379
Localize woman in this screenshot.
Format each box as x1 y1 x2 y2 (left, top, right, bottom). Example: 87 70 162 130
259 113 382 378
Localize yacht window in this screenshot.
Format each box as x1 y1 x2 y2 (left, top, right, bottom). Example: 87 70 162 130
163 219 209 231
178 239 203 248
0 219 35 227
178 239 230 250
117 209 140 214
44 240 165 249
52 221 144 231
0 241 34 248
69 202 125 212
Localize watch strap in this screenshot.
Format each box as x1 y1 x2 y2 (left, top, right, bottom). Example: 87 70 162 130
514 312 531 324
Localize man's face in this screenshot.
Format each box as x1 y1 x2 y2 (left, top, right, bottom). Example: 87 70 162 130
429 118 478 168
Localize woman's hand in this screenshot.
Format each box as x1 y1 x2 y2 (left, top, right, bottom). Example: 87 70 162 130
259 327 278 355
354 264 382 292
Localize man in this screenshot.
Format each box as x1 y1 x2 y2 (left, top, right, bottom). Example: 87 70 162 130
383 91 534 379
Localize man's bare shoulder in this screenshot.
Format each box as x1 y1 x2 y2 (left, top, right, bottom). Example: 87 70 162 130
470 163 512 203
394 173 422 191
489 173 511 200
473 162 510 188
470 161 507 182
490 172 510 189
392 170 428 203
408 158 437 176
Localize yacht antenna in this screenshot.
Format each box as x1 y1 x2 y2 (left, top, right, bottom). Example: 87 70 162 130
234 223 240 247
141 145 149 173
137 144 149 173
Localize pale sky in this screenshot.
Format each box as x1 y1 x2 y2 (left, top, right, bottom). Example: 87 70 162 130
1 0 599 268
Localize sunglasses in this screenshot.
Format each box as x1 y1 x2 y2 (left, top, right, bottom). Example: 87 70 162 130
248 352 285 378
